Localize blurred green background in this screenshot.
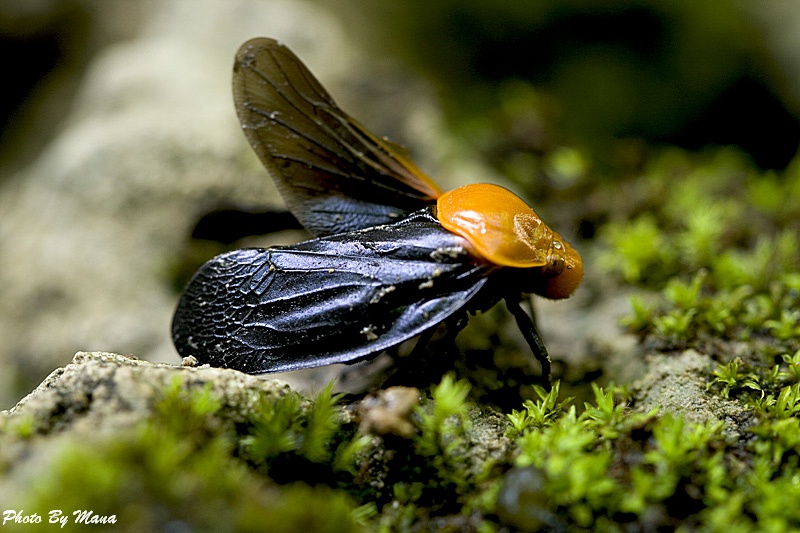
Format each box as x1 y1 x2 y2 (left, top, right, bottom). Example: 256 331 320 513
3 0 799 179
339 0 799 170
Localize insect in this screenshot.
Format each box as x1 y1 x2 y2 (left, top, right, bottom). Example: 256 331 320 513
171 37 582 383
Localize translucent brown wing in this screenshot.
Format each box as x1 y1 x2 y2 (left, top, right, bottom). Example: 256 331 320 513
233 37 443 236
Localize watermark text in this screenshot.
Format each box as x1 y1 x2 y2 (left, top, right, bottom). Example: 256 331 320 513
3 510 117 528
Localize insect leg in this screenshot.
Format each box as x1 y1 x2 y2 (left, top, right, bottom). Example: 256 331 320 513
378 312 470 388
405 324 438 359
525 293 539 330
505 296 552 386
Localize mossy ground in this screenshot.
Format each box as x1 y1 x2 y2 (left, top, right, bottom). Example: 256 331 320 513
3 189 800 527
1 145 799 531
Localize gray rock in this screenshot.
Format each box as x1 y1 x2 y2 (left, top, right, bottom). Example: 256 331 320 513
632 349 750 436
0 350 298 517
2 350 294 433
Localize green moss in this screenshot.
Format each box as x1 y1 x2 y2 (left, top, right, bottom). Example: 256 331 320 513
709 357 761 399
414 373 471 458
8 364 800 531
7 377 364 532
587 147 799 530
599 214 671 284
765 309 800 341
238 381 371 489
383 375 484 514
599 149 800 355
497 379 800 531
506 381 573 436
1 412 37 439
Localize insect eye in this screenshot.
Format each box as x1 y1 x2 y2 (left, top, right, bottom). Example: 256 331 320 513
548 255 565 275
542 241 565 275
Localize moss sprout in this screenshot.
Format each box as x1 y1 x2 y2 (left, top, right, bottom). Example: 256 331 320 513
414 373 471 458
407 374 485 508
709 357 761 399
506 381 573 436
240 381 370 485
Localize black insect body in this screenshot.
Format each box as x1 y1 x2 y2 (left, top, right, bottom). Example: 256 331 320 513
172 38 583 382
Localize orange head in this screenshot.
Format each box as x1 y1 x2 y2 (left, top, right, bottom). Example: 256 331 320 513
534 236 584 299
436 183 583 299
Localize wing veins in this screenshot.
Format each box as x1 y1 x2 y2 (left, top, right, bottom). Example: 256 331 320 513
244 84 429 200
242 49 437 200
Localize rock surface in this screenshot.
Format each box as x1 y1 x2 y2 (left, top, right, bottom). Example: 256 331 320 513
632 350 751 435
0 351 303 524
3 351 293 432
0 347 755 527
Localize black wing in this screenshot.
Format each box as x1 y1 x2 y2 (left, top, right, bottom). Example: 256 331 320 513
172 209 494 373
232 37 443 237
